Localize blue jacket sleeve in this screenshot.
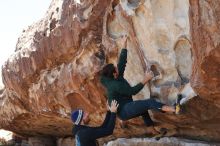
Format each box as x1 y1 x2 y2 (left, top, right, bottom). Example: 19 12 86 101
77 113 116 140
99 111 111 128
117 48 127 77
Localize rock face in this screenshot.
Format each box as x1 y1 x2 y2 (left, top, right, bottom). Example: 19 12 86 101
189 0 220 106
105 137 216 146
0 0 220 143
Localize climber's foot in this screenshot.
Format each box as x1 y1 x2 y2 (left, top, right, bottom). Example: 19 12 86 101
175 94 183 114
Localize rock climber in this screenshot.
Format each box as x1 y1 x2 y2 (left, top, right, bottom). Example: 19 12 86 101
72 100 119 146
100 36 181 133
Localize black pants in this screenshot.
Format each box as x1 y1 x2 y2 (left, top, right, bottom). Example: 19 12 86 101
118 99 164 126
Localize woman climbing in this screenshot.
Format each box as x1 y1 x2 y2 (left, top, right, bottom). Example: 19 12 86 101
100 36 180 131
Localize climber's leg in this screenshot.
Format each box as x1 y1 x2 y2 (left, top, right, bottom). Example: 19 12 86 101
118 99 165 125
162 105 175 113
142 112 154 126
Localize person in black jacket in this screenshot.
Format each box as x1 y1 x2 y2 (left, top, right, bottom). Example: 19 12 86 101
71 100 119 146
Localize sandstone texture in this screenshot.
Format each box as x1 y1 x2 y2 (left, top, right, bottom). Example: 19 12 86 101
189 0 220 106
105 137 218 146
0 0 220 144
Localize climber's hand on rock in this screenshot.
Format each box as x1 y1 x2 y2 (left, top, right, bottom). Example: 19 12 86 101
142 71 154 85
121 35 128 48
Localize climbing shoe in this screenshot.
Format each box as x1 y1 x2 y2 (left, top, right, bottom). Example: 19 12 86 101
175 94 183 114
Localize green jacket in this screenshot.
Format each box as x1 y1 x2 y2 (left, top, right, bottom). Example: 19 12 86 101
100 49 144 113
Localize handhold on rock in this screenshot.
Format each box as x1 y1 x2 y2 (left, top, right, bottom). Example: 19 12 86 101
150 64 162 81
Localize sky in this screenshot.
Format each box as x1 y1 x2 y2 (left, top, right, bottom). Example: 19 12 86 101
0 0 52 87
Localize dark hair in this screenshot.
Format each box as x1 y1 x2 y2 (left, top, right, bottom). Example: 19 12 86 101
101 64 116 78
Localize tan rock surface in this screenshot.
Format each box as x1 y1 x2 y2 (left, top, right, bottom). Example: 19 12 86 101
189 0 220 106
0 0 219 143
105 137 216 146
